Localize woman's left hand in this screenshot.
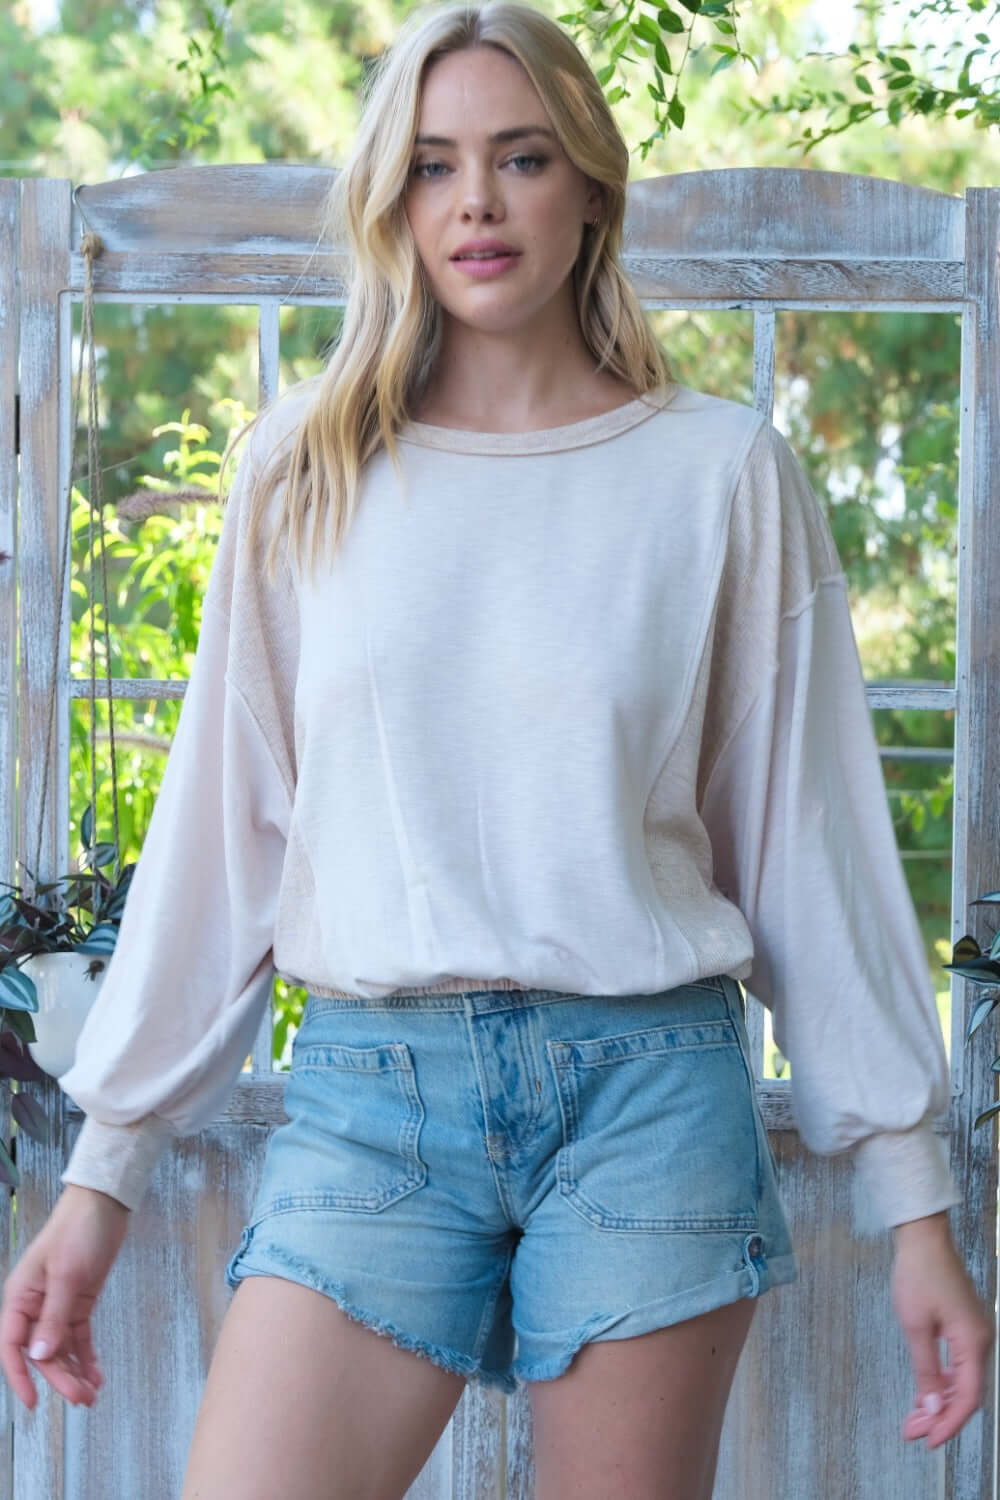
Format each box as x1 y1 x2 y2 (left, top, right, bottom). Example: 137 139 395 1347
891 1211 994 1449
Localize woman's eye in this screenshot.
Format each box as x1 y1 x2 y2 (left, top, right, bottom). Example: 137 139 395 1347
411 154 547 179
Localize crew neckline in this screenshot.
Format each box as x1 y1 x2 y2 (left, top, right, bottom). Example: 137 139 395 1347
397 381 681 455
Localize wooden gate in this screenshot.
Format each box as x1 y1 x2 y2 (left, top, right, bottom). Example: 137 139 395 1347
0 163 996 1498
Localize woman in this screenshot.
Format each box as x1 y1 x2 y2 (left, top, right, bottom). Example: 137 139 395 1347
1 4 991 1497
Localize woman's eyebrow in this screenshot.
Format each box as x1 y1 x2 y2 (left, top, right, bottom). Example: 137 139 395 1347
413 125 558 147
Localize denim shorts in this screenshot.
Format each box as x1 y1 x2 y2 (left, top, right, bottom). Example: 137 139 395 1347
223 972 798 1392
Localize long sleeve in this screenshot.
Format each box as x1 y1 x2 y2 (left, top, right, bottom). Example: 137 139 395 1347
698 418 960 1234
59 407 300 1213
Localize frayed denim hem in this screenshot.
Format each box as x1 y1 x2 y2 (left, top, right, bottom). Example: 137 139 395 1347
225 1240 518 1396
512 1245 799 1385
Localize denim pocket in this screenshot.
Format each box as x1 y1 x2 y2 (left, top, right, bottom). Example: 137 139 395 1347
262 1039 428 1214
546 1017 761 1232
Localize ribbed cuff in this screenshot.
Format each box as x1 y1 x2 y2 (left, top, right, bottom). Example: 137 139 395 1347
60 1114 176 1213
851 1123 961 1234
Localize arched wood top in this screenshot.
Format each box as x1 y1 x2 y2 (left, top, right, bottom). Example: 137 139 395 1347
72 163 337 256
624 167 965 260
67 162 967 263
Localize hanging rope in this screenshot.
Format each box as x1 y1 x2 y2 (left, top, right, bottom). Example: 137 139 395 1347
31 205 121 920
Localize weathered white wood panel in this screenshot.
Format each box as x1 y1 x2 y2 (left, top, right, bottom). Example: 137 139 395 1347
11 175 74 1500
947 183 1000 1500
0 179 17 903
0 162 995 1499
0 172 19 1500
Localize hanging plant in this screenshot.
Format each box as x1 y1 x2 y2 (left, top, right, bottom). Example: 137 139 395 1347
944 890 1000 1131
1 224 253 1194
0 227 129 1193
0 804 137 1189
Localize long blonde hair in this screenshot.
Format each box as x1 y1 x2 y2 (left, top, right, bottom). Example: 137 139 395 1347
223 0 675 587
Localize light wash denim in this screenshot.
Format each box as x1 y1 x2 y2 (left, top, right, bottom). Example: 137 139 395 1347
224 973 798 1391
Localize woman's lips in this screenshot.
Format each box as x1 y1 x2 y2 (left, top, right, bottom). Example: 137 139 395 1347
450 252 522 279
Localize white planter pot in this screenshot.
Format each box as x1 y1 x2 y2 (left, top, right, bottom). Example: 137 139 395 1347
21 950 108 1081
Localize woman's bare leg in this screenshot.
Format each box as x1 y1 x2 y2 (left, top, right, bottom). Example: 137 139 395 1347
528 1296 757 1500
180 1275 467 1500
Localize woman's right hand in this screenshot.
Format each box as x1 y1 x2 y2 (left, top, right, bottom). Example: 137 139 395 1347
0 1183 131 1410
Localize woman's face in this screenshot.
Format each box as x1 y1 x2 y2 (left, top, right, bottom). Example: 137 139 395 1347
403 44 601 337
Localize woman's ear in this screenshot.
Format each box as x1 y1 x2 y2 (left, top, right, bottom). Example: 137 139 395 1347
585 182 603 226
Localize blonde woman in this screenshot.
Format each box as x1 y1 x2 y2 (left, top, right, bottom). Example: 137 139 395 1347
1 4 992 1497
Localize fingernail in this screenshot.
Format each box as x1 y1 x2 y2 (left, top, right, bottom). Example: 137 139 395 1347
28 1340 48 1361
921 1391 942 1415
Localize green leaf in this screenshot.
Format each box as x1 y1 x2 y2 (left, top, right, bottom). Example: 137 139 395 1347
75 925 116 956
79 842 117 871
655 37 671 71
711 51 738 76
0 968 38 1014
888 55 911 73
667 94 686 128
944 959 1000 986
657 7 686 34
634 15 661 45
11 1090 47 1142
966 994 999 1043
81 803 94 850
974 1101 1000 1130
0 1137 19 1190
854 73 873 95
595 62 615 85
675 0 702 11
3 1009 35 1045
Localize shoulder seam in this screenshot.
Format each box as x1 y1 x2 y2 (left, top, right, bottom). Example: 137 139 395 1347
779 570 848 625
699 571 850 810
223 669 296 809
643 407 770 804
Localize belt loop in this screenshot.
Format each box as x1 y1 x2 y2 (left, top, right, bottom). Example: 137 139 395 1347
742 1232 765 1296
723 973 746 1023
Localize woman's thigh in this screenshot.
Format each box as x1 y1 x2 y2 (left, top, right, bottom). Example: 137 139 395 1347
180 1274 466 1500
528 1295 758 1500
